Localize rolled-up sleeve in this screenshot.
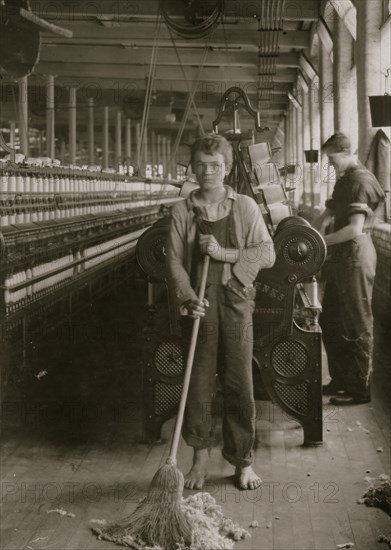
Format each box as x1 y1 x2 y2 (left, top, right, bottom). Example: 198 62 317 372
232 197 275 286
347 172 384 218
165 205 198 307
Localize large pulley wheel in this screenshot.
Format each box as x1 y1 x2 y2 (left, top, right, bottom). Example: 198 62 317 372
0 5 41 77
273 219 326 282
136 219 169 281
275 215 310 234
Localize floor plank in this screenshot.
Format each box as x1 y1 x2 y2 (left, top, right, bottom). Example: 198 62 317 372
1 283 390 550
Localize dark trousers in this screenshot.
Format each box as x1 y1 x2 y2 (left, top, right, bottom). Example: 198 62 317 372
181 283 256 468
319 234 376 400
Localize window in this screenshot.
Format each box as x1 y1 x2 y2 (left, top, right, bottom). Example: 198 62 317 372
383 0 391 22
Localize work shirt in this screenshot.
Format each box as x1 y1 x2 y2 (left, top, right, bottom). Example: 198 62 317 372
190 214 232 286
165 185 274 307
325 164 385 231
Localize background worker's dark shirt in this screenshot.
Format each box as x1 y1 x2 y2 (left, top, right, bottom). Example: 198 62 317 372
325 164 385 231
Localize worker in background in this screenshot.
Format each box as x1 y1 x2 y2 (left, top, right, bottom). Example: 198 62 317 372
166 133 275 490
314 133 385 405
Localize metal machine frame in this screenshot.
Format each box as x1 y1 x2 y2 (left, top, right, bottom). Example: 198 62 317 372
136 87 326 446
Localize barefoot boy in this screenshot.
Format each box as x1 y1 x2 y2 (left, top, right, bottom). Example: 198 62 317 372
166 133 274 490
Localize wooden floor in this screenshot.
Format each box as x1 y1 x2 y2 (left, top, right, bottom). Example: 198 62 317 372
1 282 390 550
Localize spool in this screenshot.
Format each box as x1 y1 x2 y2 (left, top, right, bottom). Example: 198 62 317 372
9 208 16 225
16 210 24 224
16 174 23 193
0 173 8 193
9 174 16 193
1 210 9 227
31 175 38 193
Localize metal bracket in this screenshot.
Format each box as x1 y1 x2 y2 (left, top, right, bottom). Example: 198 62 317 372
212 86 270 134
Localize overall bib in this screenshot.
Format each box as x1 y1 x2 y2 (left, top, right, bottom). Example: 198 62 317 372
181 207 256 467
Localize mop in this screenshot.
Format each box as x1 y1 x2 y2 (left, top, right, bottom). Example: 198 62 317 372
93 256 208 548
92 252 250 549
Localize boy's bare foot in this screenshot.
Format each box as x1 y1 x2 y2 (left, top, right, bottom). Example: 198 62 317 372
235 465 262 490
184 448 209 490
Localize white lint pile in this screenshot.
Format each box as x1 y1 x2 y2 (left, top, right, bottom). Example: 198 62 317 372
92 492 250 550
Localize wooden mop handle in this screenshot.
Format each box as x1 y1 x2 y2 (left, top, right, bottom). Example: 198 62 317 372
168 254 210 464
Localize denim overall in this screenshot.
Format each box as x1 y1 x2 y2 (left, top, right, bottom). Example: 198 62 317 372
319 166 383 400
181 206 256 468
319 234 376 400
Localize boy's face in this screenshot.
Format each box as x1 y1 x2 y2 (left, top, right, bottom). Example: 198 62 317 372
326 151 351 172
192 151 226 191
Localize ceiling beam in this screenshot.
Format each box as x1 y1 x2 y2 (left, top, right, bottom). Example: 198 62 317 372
0 108 281 133
0 78 291 95
34 62 297 83
39 47 301 69
0 101 287 120
34 63 298 83
30 0 319 21
24 75 294 94
41 27 310 50
0 84 290 125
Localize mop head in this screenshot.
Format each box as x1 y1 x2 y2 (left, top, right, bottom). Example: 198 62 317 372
92 491 250 550
360 474 391 514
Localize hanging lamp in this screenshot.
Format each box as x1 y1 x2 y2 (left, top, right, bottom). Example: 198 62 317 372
304 150 319 163
369 69 391 127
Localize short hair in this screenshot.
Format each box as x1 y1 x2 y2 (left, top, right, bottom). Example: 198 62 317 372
322 133 352 154
190 133 233 168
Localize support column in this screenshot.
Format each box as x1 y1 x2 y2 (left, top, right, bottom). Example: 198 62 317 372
287 106 292 164
39 130 44 156
87 97 94 165
169 138 176 179
157 134 162 176
60 140 66 164
10 121 16 149
125 119 131 160
302 88 311 206
356 0 383 161
68 87 77 164
309 77 321 209
102 106 109 169
151 130 156 175
291 104 297 165
136 122 141 170
319 39 334 200
284 115 289 168
115 110 122 168
144 130 148 172
162 136 167 177
295 105 303 207
333 13 356 138
18 76 29 156
276 122 285 168
46 75 55 159
167 139 172 179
